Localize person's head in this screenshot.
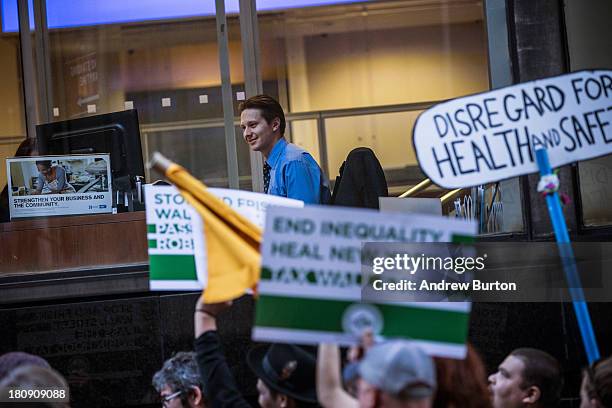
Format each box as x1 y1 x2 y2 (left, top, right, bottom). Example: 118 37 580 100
357 341 436 408
0 351 50 381
15 138 38 157
433 344 491 408
488 348 562 408
0 364 70 408
36 160 53 175
152 352 207 408
581 356 612 408
247 343 318 408
239 95 285 158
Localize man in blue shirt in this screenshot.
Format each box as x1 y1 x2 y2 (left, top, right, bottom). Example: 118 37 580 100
239 95 330 204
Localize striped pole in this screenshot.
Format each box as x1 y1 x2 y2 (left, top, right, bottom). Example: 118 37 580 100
535 148 600 364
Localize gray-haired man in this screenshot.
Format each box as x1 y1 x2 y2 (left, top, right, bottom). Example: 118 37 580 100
153 351 207 408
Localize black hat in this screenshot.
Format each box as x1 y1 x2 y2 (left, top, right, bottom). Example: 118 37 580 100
247 344 317 404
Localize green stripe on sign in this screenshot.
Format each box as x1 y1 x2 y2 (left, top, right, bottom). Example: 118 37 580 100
149 254 197 280
148 239 157 249
147 224 156 233
255 295 468 344
451 234 475 243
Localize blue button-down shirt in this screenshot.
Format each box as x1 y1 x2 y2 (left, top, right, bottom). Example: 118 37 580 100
266 138 331 204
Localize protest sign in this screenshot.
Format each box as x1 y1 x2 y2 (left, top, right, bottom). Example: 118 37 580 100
207 188 303 228
146 185 303 291
253 205 476 358
6 154 112 219
413 70 612 188
145 184 206 290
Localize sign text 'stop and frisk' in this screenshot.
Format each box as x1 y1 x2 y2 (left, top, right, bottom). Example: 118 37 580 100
413 70 612 188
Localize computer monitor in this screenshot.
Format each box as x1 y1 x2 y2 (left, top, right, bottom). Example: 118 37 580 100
36 109 145 194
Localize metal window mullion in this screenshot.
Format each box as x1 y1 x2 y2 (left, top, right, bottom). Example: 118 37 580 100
215 0 240 189
484 0 524 234
17 0 39 139
33 0 52 123
316 114 329 178
484 0 512 89
239 0 264 193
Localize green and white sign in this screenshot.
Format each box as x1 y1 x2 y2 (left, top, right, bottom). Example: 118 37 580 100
253 205 476 358
146 185 206 290
146 185 303 291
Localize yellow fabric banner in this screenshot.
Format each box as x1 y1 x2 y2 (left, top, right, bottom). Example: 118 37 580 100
164 162 262 303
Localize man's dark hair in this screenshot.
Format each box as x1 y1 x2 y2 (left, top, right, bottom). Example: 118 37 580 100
584 356 612 408
264 383 319 408
238 94 286 135
510 348 562 408
35 160 52 168
152 351 206 406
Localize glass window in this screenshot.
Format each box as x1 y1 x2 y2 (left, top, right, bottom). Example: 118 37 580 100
1 1 253 277
44 2 247 187
0 0 28 219
565 0 612 227
256 0 519 234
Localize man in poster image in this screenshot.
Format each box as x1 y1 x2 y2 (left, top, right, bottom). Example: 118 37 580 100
239 95 331 204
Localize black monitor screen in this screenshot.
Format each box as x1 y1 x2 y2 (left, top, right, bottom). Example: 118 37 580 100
36 110 145 190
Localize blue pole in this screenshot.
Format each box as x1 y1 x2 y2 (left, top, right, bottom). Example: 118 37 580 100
535 148 600 364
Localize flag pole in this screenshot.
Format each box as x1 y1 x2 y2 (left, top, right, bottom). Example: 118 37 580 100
149 152 174 175
535 148 600 364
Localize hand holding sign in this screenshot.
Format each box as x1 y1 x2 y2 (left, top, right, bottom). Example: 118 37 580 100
413 70 612 188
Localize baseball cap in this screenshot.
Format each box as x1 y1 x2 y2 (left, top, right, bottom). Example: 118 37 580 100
358 341 436 398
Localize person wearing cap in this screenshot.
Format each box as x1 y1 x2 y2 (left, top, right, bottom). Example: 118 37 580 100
357 341 437 408
193 297 319 408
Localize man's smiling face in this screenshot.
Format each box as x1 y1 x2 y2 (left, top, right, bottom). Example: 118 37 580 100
240 108 281 158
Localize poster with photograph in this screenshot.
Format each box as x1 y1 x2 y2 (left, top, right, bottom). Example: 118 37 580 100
6 154 113 219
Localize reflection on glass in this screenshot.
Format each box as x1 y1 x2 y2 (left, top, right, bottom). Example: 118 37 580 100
45 6 246 186
257 0 489 111
144 127 229 187
287 119 320 163
323 111 421 184
256 0 524 234
0 0 27 189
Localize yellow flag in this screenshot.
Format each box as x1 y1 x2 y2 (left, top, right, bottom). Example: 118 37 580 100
153 153 262 303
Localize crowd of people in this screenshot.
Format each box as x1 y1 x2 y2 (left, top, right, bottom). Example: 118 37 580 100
1 296 609 408
0 96 610 407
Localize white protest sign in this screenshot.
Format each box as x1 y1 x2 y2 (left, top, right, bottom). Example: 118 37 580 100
6 154 112 219
145 185 206 290
207 188 303 228
253 205 476 358
413 70 612 188
145 185 303 291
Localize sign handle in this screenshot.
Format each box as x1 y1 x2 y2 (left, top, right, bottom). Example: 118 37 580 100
535 148 600 364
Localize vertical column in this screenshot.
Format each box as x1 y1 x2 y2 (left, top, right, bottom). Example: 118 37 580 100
33 0 52 123
484 0 523 233
17 0 39 138
509 0 577 237
239 0 264 193
215 0 240 189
